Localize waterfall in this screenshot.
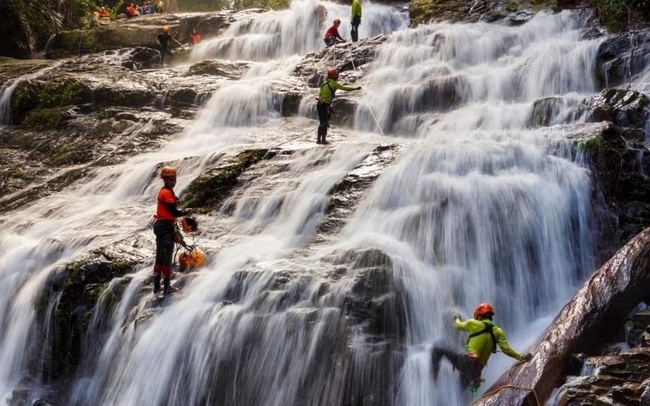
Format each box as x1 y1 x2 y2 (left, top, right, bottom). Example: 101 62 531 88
0 4 626 406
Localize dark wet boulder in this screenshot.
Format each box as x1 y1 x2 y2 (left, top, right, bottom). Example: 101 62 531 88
117 47 162 70
475 227 650 406
595 31 650 89
187 59 253 78
582 88 650 129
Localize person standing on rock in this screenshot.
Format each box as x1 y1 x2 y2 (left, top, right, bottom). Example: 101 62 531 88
152 166 192 295
350 0 362 42
324 19 346 47
315 67 361 144
157 26 179 66
431 302 532 392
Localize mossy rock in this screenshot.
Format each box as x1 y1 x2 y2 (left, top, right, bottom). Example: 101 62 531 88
36 256 137 380
22 108 67 131
47 140 97 165
11 78 91 123
94 86 157 107
49 29 101 58
577 135 603 161
182 149 268 212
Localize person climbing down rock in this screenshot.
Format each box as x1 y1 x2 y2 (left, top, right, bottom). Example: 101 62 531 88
315 67 361 144
430 303 533 391
324 19 346 47
152 166 192 296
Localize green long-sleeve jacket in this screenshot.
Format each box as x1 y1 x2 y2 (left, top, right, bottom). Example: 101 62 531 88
351 0 362 18
454 318 525 367
319 79 357 105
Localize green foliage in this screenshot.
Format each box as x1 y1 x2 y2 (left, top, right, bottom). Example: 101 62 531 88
591 0 649 32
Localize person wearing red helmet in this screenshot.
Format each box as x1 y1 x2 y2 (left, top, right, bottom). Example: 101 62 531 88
315 67 361 144
431 303 532 391
152 166 192 295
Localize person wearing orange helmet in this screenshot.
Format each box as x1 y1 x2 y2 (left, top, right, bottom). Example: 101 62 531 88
323 19 346 47
152 166 192 295
157 26 179 66
431 303 532 391
315 67 361 144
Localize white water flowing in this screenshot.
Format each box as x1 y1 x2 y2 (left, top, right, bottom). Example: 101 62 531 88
0 4 639 406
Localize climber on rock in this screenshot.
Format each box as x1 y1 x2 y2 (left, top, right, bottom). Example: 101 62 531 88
315 67 361 144
152 166 192 296
324 19 346 47
157 26 181 66
431 302 533 391
350 0 362 42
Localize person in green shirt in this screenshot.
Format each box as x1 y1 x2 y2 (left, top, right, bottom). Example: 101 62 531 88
315 68 361 144
431 302 532 390
351 0 362 42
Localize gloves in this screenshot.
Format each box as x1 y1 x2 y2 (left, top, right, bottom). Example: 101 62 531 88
522 353 533 362
356 86 362 90
453 314 462 321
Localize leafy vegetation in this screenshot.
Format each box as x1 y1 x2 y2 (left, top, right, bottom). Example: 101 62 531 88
591 0 650 32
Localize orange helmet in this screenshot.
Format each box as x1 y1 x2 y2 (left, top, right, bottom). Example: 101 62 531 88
162 26 170 33
181 217 198 234
327 68 338 79
474 303 494 319
178 248 206 269
160 166 176 179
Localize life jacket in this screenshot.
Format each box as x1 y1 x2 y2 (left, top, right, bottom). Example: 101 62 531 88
467 321 498 354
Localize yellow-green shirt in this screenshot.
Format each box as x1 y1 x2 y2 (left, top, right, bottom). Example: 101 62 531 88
351 0 362 18
319 79 356 105
454 318 524 367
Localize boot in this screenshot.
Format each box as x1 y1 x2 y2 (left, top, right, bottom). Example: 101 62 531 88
317 126 327 144
153 276 161 294
163 277 171 295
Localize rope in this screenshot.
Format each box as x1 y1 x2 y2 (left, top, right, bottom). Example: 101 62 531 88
349 58 386 137
471 384 541 406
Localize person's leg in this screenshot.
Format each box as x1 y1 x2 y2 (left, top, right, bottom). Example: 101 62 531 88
324 37 335 47
351 17 360 42
154 221 175 294
317 103 329 143
431 347 478 388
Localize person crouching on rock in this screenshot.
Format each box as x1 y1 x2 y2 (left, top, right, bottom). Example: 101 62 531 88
152 166 192 295
324 19 346 47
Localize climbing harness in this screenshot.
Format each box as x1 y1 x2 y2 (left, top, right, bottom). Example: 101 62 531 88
467 321 498 353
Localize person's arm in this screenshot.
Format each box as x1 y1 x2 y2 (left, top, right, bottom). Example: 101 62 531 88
495 328 526 361
331 80 361 92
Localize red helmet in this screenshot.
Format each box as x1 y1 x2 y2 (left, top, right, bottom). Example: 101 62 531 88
327 68 338 79
160 166 177 179
474 303 494 319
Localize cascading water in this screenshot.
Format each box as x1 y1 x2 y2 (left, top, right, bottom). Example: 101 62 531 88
0 3 637 406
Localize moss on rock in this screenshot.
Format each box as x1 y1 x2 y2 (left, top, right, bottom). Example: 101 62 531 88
183 149 268 213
